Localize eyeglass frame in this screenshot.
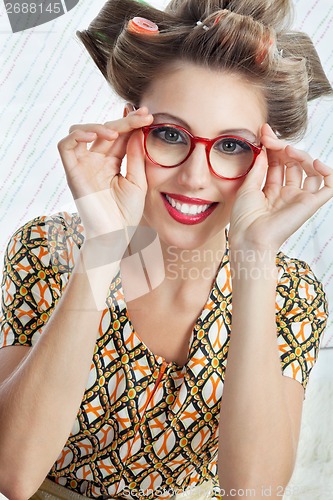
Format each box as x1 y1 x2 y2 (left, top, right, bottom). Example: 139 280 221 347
142 123 262 180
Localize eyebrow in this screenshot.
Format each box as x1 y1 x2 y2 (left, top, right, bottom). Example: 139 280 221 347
152 113 259 143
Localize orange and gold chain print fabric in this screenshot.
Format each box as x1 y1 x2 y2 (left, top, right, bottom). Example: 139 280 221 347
0 213 328 499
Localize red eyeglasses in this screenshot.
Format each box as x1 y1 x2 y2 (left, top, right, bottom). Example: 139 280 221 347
142 123 262 180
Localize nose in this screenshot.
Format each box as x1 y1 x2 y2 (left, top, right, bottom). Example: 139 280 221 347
176 143 211 190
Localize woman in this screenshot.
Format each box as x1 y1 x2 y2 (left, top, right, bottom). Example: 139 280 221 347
0 0 332 498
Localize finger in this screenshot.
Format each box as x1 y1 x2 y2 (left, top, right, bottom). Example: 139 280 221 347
103 107 153 137
126 129 147 190
264 151 285 188
303 174 324 193
68 123 118 140
284 158 304 188
285 145 322 193
57 130 98 170
101 114 150 162
261 124 288 178
69 123 118 153
312 159 333 206
285 145 316 171
105 131 134 164
64 125 118 158
240 149 268 191
261 123 288 153
261 125 321 191
91 108 153 154
261 125 286 187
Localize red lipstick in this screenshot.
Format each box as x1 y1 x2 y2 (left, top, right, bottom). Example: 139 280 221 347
163 193 215 205
161 193 218 225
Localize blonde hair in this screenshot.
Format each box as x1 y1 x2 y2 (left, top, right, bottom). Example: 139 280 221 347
77 0 332 141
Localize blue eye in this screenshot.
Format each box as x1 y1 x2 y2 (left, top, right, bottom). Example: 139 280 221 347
214 138 251 154
152 127 189 145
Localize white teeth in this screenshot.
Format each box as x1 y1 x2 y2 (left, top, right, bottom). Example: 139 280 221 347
167 197 177 208
165 195 212 216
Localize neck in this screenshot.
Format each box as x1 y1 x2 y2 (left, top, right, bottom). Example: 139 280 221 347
159 228 227 286
125 219 227 295
121 224 227 303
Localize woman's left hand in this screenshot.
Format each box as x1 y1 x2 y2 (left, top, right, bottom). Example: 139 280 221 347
228 123 333 251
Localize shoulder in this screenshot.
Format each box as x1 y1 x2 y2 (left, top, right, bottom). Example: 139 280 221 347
275 251 328 317
275 251 328 392
1 212 85 348
5 211 85 268
276 250 320 280
8 211 84 246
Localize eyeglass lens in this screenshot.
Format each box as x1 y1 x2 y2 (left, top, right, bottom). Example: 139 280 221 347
146 125 255 178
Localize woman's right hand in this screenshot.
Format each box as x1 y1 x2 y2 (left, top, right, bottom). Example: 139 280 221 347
57 107 153 238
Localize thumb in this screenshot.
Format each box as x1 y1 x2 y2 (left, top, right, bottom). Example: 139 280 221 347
125 129 148 191
239 149 268 192
261 123 277 138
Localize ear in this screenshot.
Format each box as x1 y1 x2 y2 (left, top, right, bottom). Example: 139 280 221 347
123 102 137 117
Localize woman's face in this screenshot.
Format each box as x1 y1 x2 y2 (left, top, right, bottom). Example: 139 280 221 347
139 62 267 250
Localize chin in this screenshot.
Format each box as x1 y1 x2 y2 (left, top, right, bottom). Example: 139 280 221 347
161 233 208 251
155 222 225 252
141 199 228 250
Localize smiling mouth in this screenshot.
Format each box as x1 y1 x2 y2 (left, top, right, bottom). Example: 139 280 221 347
165 194 213 215
161 193 218 225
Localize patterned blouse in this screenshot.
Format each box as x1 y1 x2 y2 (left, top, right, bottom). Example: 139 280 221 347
0 212 328 499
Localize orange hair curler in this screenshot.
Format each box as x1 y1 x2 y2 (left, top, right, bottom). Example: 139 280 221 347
127 17 159 35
